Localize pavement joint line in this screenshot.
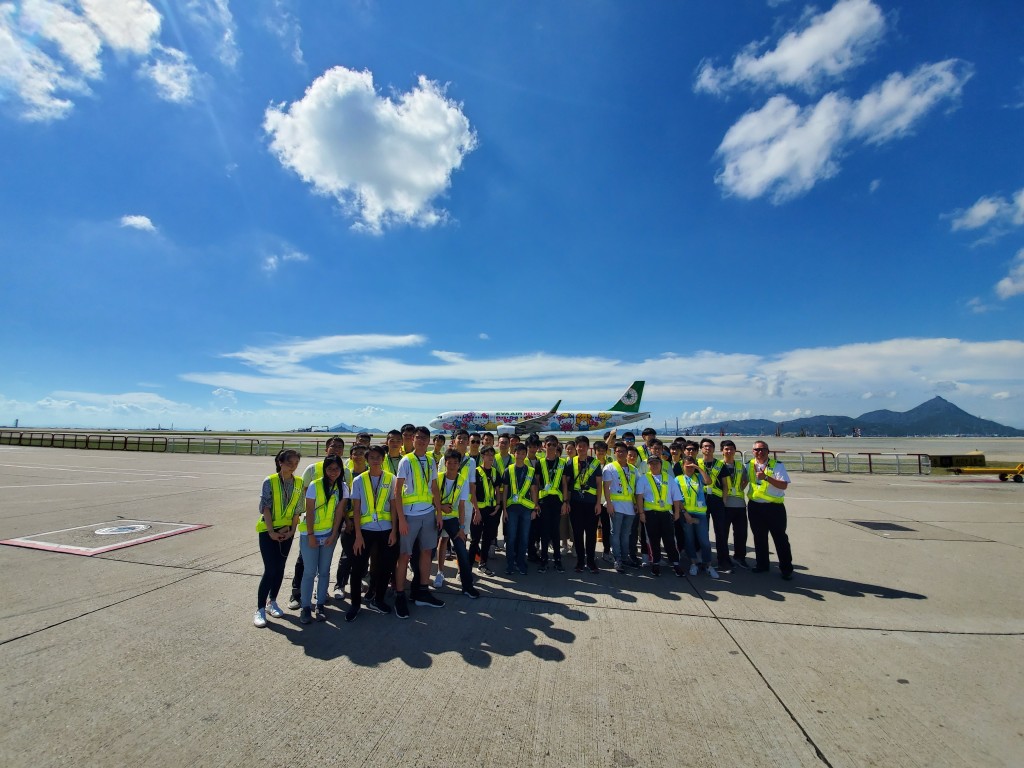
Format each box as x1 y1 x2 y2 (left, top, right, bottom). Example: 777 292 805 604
0 477 199 489
789 496 1021 505
691 582 835 768
0 550 257 648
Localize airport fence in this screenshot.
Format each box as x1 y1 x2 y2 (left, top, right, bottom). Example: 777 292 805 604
0 431 335 457
0 431 933 474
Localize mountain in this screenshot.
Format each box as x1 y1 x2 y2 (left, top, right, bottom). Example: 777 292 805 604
683 397 1024 437
328 421 384 434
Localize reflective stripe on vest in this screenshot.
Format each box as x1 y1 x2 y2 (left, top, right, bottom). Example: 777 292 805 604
678 473 707 513
309 480 340 534
402 452 434 504
383 453 403 476
572 456 600 495
643 471 672 512
477 466 496 507
538 457 567 500
507 465 536 509
723 463 745 500
636 445 650 464
495 453 514 476
359 471 394 526
747 459 784 504
256 474 304 532
698 458 725 498
609 463 636 503
437 473 467 519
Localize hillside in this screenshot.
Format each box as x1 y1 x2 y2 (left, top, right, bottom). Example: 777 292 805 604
684 397 1024 437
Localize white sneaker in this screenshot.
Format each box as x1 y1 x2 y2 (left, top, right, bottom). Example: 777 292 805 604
266 601 284 618
688 564 698 577
433 571 445 589
253 608 267 628
333 587 344 601
708 566 719 579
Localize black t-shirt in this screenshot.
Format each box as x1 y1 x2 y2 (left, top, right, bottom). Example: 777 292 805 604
565 455 602 497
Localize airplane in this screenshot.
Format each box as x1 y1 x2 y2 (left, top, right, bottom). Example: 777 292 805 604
428 381 650 435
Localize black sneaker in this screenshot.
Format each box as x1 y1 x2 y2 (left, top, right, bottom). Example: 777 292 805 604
461 585 480 599
480 565 494 576
366 598 391 615
650 564 661 576
553 562 564 573
781 571 794 581
315 604 327 622
717 563 733 574
518 567 528 575
752 566 769 573
414 590 445 608
288 595 301 610
590 565 600 574
733 558 751 570
345 606 358 622
299 607 312 624
395 593 409 619
574 562 584 573
537 563 547 573
628 557 642 568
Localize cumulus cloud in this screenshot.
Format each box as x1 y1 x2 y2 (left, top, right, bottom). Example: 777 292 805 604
120 214 156 231
264 66 477 234
211 387 236 403
948 187 1024 235
995 249 1024 300
715 60 971 202
695 0 886 95
0 0 207 121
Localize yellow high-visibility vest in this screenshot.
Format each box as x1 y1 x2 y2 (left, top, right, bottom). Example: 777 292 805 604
678 473 707 514
643 471 672 512
402 452 434 504
747 459 785 504
698 458 725 498
308 479 340 534
358 471 394 526
256 474 305 532
538 457 567 501
506 465 537 510
609 463 636 503
572 456 600 495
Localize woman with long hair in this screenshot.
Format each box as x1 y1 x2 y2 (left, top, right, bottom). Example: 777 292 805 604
298 455 346 624
254 450 303 628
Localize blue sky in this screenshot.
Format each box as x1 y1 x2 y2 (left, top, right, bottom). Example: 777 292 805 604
1 0 1023 431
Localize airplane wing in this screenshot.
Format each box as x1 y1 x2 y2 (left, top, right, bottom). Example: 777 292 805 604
508 400 561 434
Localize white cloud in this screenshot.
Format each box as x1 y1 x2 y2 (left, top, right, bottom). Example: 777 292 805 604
869 178 881 193
0 0 204 119
695 0 886 95
715 61 971 202
80 0 161 54
264 66 478 234
949 187 1024 234
995 249 1024 300
211 387 236 403
120 214 156 231
262 0 303 65
183 0 239 69
966 297 995 314
991 391 1011 400
139 45 196 104
849 60 972 144
478 333 490 340
261 248 308 273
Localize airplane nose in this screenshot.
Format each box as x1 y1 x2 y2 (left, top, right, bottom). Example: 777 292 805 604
428 417 442 429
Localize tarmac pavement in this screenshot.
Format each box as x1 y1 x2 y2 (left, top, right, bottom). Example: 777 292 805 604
0 445 1021 767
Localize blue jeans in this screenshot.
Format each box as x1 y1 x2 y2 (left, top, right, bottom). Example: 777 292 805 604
300 534 337 608
611 511 635 565
682 513 712 565
505 505 533 572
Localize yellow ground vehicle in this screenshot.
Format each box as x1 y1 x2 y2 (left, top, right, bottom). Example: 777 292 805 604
951 463 1024 482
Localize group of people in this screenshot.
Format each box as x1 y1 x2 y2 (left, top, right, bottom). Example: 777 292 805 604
253 425 794 628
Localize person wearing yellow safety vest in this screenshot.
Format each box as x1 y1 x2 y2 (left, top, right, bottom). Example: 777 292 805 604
594 438 613 562
383 430 404 475
499 443 539 576
298 455 346 624
287 437 345 610
400 423 417 456
718 439 751 570
429 434 446 469
566 435 603 574
468 446 500 576
493 434 514 555
559 441 575 557
535 436 570 573
254 449 304 628
392 426 445 619
747 441 794 580
677 455 718 578
347 445 400 620
602 441 638 574
435 430 478 588
699 438 733 574
436 449 481 599
635 454 685 577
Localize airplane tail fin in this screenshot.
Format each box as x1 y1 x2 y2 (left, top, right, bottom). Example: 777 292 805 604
609 381 644 413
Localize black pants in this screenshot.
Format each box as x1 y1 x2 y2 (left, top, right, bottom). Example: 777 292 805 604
258 531 293 607
599 506 612 553
349 528 398 607
528 514 542 560
569 495 599 569
712 500 748 564
645 511 679 565
538 496 564 565
748 500 792 574
469 506 500 566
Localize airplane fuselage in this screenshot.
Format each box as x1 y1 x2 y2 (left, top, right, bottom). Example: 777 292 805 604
429 410 649 434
